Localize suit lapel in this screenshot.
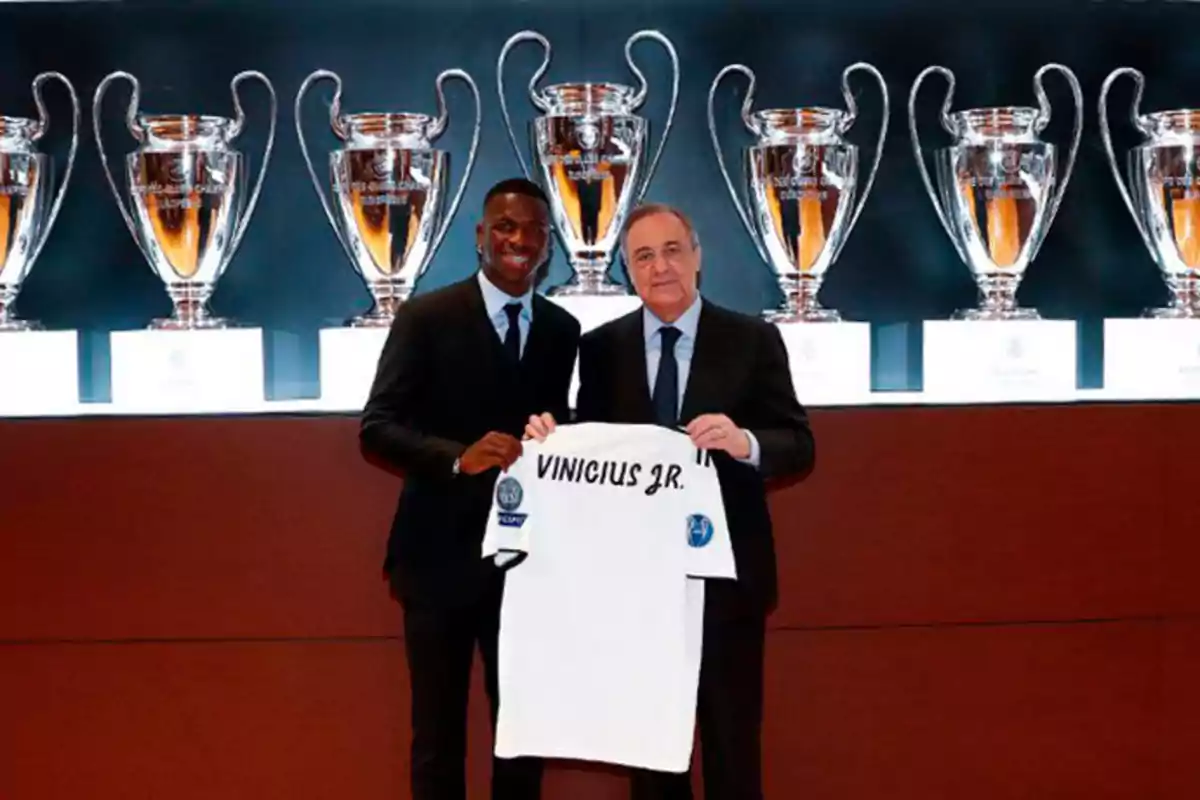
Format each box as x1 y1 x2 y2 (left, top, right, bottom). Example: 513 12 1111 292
679 302 723 423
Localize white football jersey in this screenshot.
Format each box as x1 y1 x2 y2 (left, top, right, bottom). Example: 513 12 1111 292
481 422 736 772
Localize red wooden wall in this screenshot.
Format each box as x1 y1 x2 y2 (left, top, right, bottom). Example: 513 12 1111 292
1 403 1197 798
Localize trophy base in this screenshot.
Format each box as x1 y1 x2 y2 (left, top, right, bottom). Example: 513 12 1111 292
962 274 1037 320
0 297 40 331
351 284 413 326
156 292 231 330
149 316 232 331
348 311 398 329
1147 277 1200 318
0 318 43 332
953 307 1041 321
550 260 628 297
1144 305 1200 319
765 307 842 324
771 275 839 322
549 279 629 297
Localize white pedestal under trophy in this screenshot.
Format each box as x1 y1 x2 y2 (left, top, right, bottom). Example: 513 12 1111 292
318 327 391 409
1104 319 1200 399
775 323 871 406
923 320 1076 402
0 331 79 415
109 328 265 412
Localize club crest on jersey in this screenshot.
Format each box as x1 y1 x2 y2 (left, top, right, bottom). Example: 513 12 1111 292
686 514 714 548
496 476 527 527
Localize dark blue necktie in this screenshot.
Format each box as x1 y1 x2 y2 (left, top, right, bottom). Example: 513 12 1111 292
653 326 681 427
503 302 522 363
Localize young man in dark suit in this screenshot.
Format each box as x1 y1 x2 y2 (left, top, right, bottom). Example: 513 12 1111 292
525 202 815 800
360 178 581 800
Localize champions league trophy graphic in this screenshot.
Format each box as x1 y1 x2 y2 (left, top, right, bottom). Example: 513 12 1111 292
295 67 481 325
0 72 79 331
909 64 1082 320
93 70 277 329
1100 67 1200 318
497 29 679 296
707 62 888 322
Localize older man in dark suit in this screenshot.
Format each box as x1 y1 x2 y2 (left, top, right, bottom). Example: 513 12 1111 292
525 202 814 800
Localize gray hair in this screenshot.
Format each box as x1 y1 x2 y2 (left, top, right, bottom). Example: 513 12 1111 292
619 202 701 262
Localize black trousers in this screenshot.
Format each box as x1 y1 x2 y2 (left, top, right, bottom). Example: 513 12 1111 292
400 575 543 800
629 604 767 800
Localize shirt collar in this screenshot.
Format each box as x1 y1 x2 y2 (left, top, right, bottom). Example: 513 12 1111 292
643 294 702 346
477 269 533 321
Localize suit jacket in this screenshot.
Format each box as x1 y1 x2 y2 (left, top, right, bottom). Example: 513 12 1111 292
360 274 581 608
575 299 814 616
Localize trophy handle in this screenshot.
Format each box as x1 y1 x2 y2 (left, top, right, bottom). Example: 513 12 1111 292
706 64 768 264
26 71 79 268
1098 67 1155 253
92 71 152 263
908 65 958 242
225 70 277 266
625 29 679 203
497 29 552 179
294 69 357 266
1030 63 1083 256
426 68 482 266
833 61 889 261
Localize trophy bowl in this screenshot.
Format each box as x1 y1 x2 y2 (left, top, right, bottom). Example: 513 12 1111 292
910 64 1082 321
0 72 79 332
1101 67 1200 318
93 70 276 330
498 29 678 296
708 63 888 323
295 68 480 326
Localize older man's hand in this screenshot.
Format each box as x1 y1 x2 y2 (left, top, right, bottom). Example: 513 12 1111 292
685 414 751 460
524 412 557 442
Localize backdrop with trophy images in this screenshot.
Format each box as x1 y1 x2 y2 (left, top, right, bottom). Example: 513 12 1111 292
0 0 1193 404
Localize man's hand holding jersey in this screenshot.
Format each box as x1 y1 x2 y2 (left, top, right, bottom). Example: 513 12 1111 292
525 412 558 442
525 412 751 460
460 431 523 474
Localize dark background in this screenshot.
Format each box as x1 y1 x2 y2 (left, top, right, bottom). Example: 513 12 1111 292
1 0 1191 401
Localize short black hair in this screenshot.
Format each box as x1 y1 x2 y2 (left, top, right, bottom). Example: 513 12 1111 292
484 177 550 208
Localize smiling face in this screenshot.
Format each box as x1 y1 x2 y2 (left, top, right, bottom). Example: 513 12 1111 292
624 209 701 323
476 191 552 296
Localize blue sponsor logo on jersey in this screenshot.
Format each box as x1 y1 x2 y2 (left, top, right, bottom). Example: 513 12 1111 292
496 477 523 510
686 513 714 548
498 511 527 528
496 477 526 527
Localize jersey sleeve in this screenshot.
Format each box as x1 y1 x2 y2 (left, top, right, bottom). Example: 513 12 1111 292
680 447 737 580
481 447 537 569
